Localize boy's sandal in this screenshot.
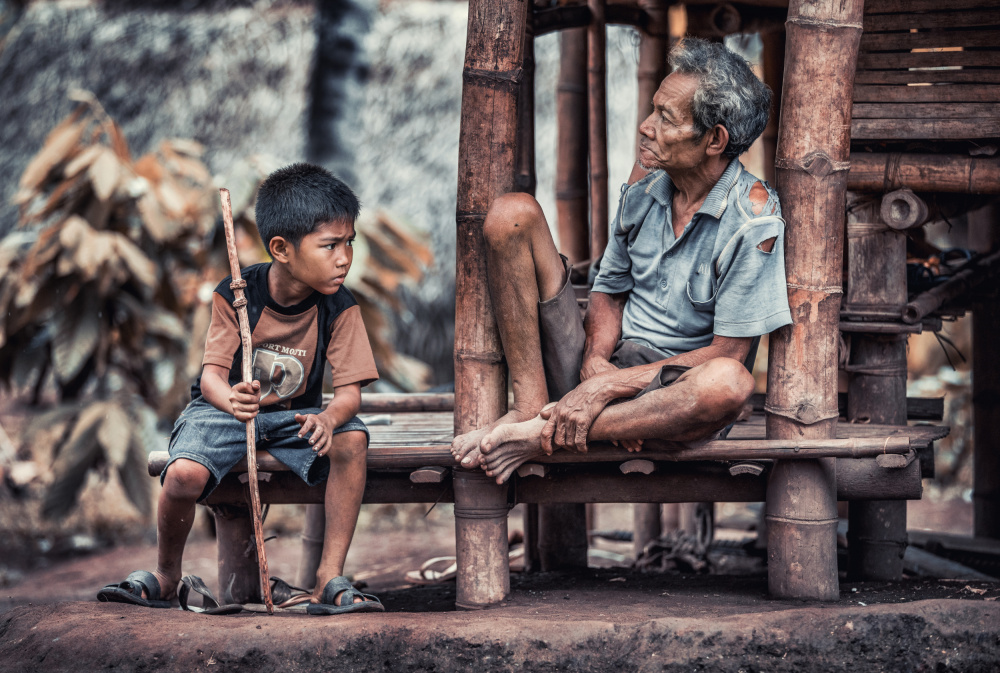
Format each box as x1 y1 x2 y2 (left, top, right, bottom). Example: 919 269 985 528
270 576 315 610
97 570 173 609
307 576 384 616
404 556 457 585
178 575 244 615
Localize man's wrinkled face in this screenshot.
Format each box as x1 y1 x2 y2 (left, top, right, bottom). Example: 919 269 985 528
637 72 711 174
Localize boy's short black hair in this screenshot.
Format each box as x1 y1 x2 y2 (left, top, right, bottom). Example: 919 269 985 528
255 163 361 250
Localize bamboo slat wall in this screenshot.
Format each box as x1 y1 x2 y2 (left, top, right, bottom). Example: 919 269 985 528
852 0 1000 140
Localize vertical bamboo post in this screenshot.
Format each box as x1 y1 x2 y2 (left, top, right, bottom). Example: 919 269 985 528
760 29 785 184
296 503 325 590
213 505 261 604
631 2 670 558
516 10 536 196
635 0 670 153
765 0 864 601
555 23 590 264
454 0 527 609
971 204 1000 539
588 0 609 260
844 197 908 580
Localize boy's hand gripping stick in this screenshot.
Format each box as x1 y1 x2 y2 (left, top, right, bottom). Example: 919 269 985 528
219 188 274 614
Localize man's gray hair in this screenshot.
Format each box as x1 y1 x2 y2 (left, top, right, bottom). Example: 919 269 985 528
668 37 771 159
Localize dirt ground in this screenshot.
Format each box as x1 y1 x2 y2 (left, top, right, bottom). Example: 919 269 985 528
2 499 999 672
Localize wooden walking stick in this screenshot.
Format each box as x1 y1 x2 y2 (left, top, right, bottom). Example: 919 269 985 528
219 188 273 614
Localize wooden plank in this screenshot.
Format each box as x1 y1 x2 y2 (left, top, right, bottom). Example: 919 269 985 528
851 117 1000 140
860 29 999 52
858 50 1000 70
854 84 1000 103
852 102 1000 118
855 69 1000 85
864 10 1000 32
865 0 1000 13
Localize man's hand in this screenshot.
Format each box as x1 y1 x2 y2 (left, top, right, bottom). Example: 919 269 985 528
580 354 617 381
229 381 261 422
540 378 613 454
295 412 337 456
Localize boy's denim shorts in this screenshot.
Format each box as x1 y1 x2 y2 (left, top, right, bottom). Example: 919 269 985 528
162 396 370 502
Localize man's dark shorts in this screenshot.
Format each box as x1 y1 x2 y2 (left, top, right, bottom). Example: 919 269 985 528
162 396 370 502
538 255 690 401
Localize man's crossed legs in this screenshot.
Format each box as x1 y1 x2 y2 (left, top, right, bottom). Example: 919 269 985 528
450 192 755 484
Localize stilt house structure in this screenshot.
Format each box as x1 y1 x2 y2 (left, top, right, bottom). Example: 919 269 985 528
150 0 999 608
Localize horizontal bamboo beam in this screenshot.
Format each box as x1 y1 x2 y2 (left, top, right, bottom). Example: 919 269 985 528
852 103 1000 120
847 153 1000 194
865 0 1000 12
854 85 1000 104
860 28 998 52
198 457 923 506
851 118 1000 141
902 248 1000 324
148 436 912 476
864 9 1000 31
855 70 1000 86
857 50 1000 71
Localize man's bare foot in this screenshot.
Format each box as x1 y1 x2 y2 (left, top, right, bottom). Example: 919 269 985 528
152 569 179 601
451 408 539 468
479 415 548 484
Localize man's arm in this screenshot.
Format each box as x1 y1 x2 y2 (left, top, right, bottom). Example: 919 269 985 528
542 334 752 453
581 291 626 380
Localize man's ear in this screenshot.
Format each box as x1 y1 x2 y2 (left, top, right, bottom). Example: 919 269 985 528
269 235 292 263
705 124 730 157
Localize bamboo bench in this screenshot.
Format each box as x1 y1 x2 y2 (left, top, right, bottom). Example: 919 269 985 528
147 392 948 605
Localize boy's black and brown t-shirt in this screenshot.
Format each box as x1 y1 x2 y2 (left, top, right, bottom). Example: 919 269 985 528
193 263 378 409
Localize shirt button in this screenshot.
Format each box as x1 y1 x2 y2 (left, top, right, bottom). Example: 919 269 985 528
659 280 667 289
666 251 674 258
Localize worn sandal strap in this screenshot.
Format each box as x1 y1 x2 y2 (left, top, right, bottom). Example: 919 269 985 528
179 575 220 612
121 570 161 600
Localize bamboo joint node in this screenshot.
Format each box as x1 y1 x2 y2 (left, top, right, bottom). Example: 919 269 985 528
775 153 850 177
764 403 839 425
462 66 524 92
454 504 511 520
454 349 505 365
785 17 862 31
232 297 247 309
230 279 247 290
786 282 843 295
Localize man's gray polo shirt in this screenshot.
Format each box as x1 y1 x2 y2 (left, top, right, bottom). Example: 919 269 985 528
591 159 792 357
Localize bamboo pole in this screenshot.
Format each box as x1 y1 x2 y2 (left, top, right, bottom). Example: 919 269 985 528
588 0 609 260
845 197 908 581
971 204 1000 539
555 24 590 264
219 188 273 614
847 153 1000 194
760 29 785 183
635 0 670 155
516 10 536 196
765 0 864 601
454 0 527 609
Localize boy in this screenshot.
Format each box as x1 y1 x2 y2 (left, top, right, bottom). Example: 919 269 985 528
98 163 382 615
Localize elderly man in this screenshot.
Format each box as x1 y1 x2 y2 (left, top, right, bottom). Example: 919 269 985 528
451 38 792 483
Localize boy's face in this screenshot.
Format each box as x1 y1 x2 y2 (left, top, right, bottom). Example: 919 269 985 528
283 218 355 295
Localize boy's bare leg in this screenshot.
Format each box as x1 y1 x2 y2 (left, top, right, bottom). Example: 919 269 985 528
480 357 755 483
154 458 211 600
313 430 371 605
451 192 567 467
